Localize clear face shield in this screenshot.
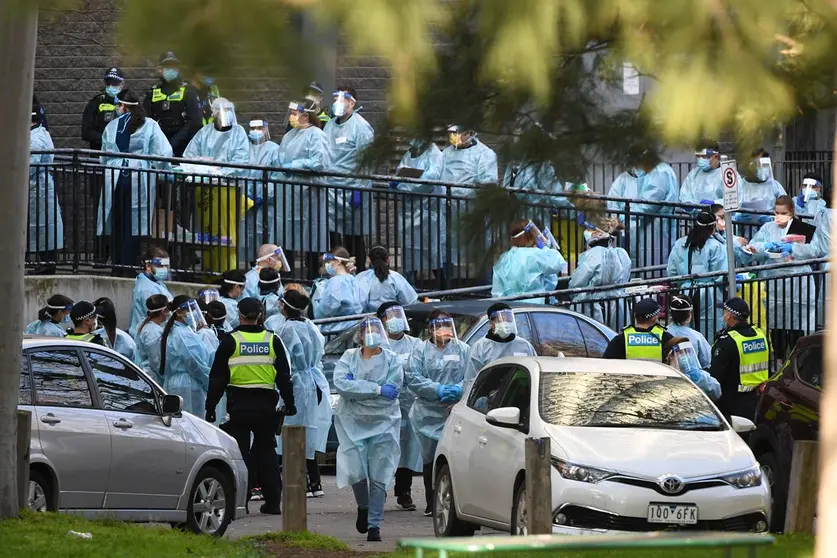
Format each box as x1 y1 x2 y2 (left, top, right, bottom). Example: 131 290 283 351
803 177 822 203
146 257 170 281
258 247 290 272
755 157 773 182
181 299 207 332
322 253 350 276
212 98 236 131
447 125 474 148
199 289 220 304
382 305 409 336
358 317 388 349
514 220 550 249
668 341 701 373
332 91 354 118
490 308 518 338
248 120 269 144
429 317 458 345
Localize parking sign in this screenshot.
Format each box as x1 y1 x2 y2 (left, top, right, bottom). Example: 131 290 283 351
722 160 739 211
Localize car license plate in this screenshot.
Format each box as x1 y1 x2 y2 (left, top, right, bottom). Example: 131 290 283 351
647 503 698 524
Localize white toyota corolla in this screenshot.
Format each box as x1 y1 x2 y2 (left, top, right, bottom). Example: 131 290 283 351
432 356 771 536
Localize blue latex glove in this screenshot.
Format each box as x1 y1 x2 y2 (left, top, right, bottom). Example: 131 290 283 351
441 385 463 402
435 384 446 400
380 384 399 400
699 199 714 206
764 241 781 252
350 191 363 208
345 373 354 381
796 193 806 209
252 196 263 208
780 242 794 255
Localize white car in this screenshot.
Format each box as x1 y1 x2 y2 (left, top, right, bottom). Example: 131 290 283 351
432 356 771 536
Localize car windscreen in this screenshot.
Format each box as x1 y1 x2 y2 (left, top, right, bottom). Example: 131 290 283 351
539 372 725 431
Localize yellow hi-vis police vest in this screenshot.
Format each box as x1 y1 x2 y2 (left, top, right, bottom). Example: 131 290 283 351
66 332 96 342
623 325 664 361
150 86 186 104
728 328 769 392
229 331 277 389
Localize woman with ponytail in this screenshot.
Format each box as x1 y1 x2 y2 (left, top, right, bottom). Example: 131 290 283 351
259 267 283 321
136 294 170 385
219 269 247 331
93 297 139 363
356 246 418 313
25 294 74 337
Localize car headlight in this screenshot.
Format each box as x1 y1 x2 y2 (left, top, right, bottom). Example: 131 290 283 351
551 457 614 484
721 465 763 489
329 393 341 410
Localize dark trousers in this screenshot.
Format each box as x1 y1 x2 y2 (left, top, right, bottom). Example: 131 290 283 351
329 232 367 273
422 463 433 509
111 177 141 277
278 455 322 487
394 468 414 496
225 408 282 510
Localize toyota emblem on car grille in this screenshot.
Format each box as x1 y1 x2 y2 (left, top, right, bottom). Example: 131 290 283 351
658 475 685 494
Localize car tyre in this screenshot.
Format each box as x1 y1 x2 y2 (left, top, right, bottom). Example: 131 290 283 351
758 452 787 532
28 469 55 512
510 480 528 536
433 464 477 537
186 466 234 536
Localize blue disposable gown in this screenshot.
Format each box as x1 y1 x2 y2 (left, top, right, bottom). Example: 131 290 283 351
440 140 499 266
99 116 173 236
666 324 712 368
95 327 139 364
491 246 566 302
275 319 333 459
264 312 287 334
680 166 731 206
323 114 375 236
463 336 536 385
356 269 418 313
407 339 470 464
735 178 786 225
29 125 64 252
793 208 832 329
25 320 67 337
183 124 250 178
713 232 748 267
666 236 728 338
128 273 173 338
607 164 679 268
162 322 213 416
277 126 330 252
220 296 240 331
136 321 164 385
395 144 444 273
333 348 403 489
260 292 283 321
502 162 572 231
568 245 632 330
244 267 260 299
312 274 364 334
388 334 423 472
240 141 280 261
796 196 827 223
197 327 221 353
745 220 816 332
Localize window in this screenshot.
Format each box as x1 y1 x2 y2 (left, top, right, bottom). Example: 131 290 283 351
499 366 531 425
795 345 823 391
19 351 31 405
86 351 159 414
467 365 512 415
30 350 93 408
577 319 610 357
531 312 588 357
464 314 534 345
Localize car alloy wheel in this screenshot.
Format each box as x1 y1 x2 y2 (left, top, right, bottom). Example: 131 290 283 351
28 480 47 512
435 470 453 534
513 486 528 536
193 478 226 535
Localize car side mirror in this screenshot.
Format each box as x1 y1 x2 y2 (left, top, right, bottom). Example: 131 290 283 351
162 394 183 416
486 407 521 429
730 415 756 433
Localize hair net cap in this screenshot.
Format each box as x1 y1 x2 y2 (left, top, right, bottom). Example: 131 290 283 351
70 301 97 322
723 297 750 318
633 298 661 319
669 295 694 312
237 297 263 319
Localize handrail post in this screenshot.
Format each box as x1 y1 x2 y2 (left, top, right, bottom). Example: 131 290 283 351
71 150 81 273
444 186 452 290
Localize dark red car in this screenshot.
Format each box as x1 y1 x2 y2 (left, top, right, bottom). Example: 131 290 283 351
749 332 822 531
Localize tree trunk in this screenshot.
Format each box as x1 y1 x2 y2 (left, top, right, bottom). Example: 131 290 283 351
815 112 837 555
0 0 38 518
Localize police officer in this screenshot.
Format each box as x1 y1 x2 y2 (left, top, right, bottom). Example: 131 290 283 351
65 301 106 346
205 297 296 515
603 298 673 362
709 297 769 421
142 51 202 157
81 67 125 151
193 74 222 126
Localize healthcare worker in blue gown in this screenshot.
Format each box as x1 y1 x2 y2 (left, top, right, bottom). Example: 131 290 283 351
666 211 728 339
218 269 247 331
128 247 173 338
680 140 738 208
356 246 418 313
502 160 572 222
273 289 332 498
324 87 375 269
790 205 832 329
333 317 403 542
240 119 280 260
245 244 287 298
257 267 283 322
735 149 786 226
606 153 679 268
795 172 828 221
278 99 330 272
93 297 139 363
29 97 65 275
406 310 470 515
25 295 73 337
312 248 364 334
377 302 423 512
440 125 498 269
183 97 249 176
135 294 169 385
463 303 536 386
492 219 567 302
666 294 713 368
393 139 444 282
159 296 214 416
99 90 172 277
568 230 632 330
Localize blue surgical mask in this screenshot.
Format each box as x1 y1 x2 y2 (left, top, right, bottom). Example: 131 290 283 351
332 100 346 118
756 167 770 182
153 267 169 281
364 332 382 349
105 85 122 98
248 130 265 144
385 318 405 334
697 158 712 171
162 68 180 83
62 313 71 325
325 262 337 276
808 191 820 200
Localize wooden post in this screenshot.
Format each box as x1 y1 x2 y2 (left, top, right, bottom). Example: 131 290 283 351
282 425 307 532
16 410 31 512
525 437 552 535
785 440 818 534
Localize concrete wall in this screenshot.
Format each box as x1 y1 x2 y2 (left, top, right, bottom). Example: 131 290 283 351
25 275 204 330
